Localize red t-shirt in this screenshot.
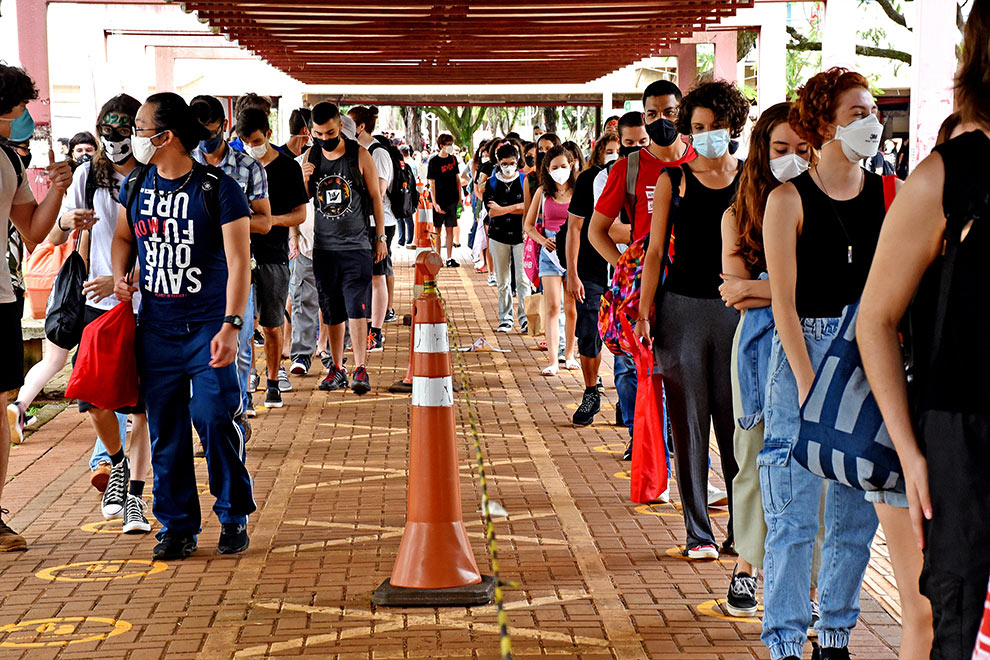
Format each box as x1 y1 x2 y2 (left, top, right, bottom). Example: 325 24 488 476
594 142 697 242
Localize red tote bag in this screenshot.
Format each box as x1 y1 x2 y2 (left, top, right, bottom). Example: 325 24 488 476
65 302 139 410
620 317 669 504
974 577 990 660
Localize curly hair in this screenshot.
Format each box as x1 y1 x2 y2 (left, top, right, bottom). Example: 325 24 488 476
561 140 585 171
588 132 619 168
538 144 575 198
955 0 990 127
789 67 870 149
0 63 38 117
675 80 750 138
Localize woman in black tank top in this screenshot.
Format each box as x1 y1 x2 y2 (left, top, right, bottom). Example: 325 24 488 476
635 80 749 560
858 6 990 655
761 68 930 660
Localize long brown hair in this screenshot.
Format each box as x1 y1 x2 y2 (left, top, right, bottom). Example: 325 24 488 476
588 132 619 169
955 0 990 128
92 94 141 193
731 102 794 273
538 144 575 198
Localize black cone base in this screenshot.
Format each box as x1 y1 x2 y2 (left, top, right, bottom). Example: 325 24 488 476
372 575 495 607
388 380 413 393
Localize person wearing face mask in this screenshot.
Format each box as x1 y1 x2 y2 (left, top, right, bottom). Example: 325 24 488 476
566 133 619 426
521 142 537 175
523 133 561 218
191 94 272 420
718 102 827 623
69 132 98 165
0 63 74 552
635 80 749 563
112 92 256 561
428 133 464 266
759 69 896 660
235 108 308 410
277 107 312 159
524 145 578 376
484 142 529 333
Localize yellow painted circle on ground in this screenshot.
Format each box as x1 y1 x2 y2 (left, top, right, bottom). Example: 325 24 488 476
592 443 625 455
634 502 729 517
697 598 762 624
35 560 167 583
614 470 631 480
0 616 132 647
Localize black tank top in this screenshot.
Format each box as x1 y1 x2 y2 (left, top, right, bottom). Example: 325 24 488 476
792 169 885 318
664 160 741 298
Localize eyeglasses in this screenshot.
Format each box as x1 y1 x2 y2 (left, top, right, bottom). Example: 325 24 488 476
97 124 133 137
134 126 165 135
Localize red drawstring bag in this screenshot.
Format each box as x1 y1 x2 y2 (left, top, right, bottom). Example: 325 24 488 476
974 577 990 660
620 316 668 504
65 302 139 410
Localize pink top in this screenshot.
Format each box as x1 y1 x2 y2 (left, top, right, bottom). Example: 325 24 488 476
542 196 570 233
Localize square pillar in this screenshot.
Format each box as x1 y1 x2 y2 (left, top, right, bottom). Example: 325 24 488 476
756 3 788 113
909 0 956 171
15 0 51 127
671 43 697 90
713 31 738 83
822 0 857 69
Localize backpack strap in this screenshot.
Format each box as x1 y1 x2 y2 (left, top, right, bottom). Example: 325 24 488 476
0 143 23 188
198 163 224 223
84 162 99 211
882 174 897 212
123 164 150 228
624 150 640 220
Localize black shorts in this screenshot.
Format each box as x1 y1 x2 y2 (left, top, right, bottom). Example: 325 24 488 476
575 281 605 359
920 561 988 659
75 305 146 414
433 203 459 228
313 248 372 325
0 299 24 392
370 225 396 277
253 262 291 328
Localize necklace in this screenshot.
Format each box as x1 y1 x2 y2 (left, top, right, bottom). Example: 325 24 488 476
153 165 196 202
814 165 858 264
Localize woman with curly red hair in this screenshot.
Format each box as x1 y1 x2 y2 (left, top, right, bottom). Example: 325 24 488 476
760 68 896 660
635 80 749 561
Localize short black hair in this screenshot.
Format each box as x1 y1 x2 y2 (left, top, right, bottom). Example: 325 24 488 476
617 111 645 140
234 93 271 116
190 95 226 126
675 80 750 138
236 107 270 138
437 133 454 146
312 102 340 126
69 132 97 150
146 92 211 153
0 63 38 117
505 131 521 141
495 143 518 161
604 114 621 130
642 80 683 105
289 107 311 135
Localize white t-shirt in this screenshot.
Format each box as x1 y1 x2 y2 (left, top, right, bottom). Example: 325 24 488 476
370 144 395 227
58 162 127 311
0 150 36 304
294 152 315 259
593 168 609 206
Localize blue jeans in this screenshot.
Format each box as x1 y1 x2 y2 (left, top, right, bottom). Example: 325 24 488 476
138 319 256 540
89 413 129 470
613 354 636 439
760 319 878 659
397 216 415 245
236 287 256 413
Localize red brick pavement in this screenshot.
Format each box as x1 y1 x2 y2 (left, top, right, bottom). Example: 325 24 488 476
0 247 902 659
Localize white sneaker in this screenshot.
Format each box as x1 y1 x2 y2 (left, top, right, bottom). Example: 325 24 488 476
687 544 719 560
487 274 497 286
708 481 728 507
656 488 670 504
6 403 25 445
101 458 130 520
122 494 151 534
495 322 512 333
289 360 308 375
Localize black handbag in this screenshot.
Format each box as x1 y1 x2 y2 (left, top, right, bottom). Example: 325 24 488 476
44 230 88 349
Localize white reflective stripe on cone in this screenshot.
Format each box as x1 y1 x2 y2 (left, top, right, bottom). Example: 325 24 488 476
414 323 449 353
415 246 431 257
412 376 454 407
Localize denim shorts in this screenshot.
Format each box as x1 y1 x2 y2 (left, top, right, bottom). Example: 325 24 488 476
538 230 566 278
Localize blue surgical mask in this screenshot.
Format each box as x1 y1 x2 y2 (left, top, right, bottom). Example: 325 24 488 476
8 109 35 143
199 131 224 154
691 128 731 159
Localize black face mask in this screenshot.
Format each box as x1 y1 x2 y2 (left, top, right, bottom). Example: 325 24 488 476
525 154 535 168
729 139 740 155
314 135 340 152
618 144 642 158
75 153 94 164
645 118 678 147
18 152 31 168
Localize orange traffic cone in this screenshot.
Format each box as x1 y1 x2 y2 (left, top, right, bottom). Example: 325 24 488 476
373 253 494 607
388 218 438 394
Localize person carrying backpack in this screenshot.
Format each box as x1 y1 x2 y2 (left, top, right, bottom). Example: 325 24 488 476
858 4 990 657
484 142 529 333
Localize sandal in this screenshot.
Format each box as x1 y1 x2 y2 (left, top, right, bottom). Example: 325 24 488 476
538 341 548 351
475 266 488 274
541 364 559 376
564 358 580 370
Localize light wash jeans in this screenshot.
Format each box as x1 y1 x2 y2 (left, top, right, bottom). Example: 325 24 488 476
236 287 256 414
759 318 878 659
489 238 529 327
89 413 129 470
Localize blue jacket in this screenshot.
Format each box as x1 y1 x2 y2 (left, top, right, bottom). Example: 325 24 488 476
736 273 774 430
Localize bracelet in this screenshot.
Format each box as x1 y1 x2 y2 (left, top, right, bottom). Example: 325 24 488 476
57 217 67 232
635 317 648 323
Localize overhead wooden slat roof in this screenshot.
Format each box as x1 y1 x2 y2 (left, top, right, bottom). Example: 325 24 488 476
176 0 752 84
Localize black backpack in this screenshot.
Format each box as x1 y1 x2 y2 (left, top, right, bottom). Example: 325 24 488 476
307 137 368 205
392 160 418 218
0 143 23 188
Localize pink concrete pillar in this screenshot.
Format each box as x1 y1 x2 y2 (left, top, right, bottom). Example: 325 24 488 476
15 0 51 128
713 31 738 83
671 43 697 90
154 46 176 93
909 0 956 171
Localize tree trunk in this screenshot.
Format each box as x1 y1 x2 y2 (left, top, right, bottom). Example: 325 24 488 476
542 106 557 134
402 106 424 152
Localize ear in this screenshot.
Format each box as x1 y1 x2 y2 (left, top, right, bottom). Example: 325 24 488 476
821 122 837 142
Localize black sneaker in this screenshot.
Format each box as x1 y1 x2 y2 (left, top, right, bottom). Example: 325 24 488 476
622 440 633 461
615 400 623 426
277 366 292 392
367 332 384 353
496 322 512 333
101 458 130 520
319 351 333 370
596 376 604 394
352 366 371 395
518 320 528 334
253 329 265 346
153 533 197 560
818 647 849 660
122 494 151 534
289 356 311 375
384 309 397 323
265 387 283 408
248 370 260 393
725 571 759 617
320 367 348 391
809 599 821 637
572 389 601 426
446 258 460 267
217 523 249 554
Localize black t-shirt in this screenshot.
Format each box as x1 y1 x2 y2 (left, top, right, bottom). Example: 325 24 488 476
477 160 494 183
252 153 309 264
566 165 609 287
482 173 525 245
427 154 460 207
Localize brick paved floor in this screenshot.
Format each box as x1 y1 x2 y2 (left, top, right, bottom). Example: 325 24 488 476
0 246 902 659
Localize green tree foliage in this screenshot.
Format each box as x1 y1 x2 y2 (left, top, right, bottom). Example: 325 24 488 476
425 106 487 148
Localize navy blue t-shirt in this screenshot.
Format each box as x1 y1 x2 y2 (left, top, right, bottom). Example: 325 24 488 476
119 164 250 323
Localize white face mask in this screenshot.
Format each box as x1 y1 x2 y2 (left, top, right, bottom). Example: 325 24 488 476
500 164 517 178
101 136 132 164
769 153 810 183
829 114 882 162
603 152 619 164
131 132 163 165
247 143 268 160
549 167 570 185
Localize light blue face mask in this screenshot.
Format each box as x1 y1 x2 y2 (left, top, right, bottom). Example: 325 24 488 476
691 128 731 159
7 109 35 142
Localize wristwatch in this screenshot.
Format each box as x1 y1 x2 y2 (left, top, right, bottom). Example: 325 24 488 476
223 315 244 330
376 234 387 243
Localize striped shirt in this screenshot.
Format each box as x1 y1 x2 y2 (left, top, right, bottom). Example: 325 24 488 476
193 144 268 203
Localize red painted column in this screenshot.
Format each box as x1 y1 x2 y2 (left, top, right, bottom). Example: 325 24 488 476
16 0 53 201
671 44 697 90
